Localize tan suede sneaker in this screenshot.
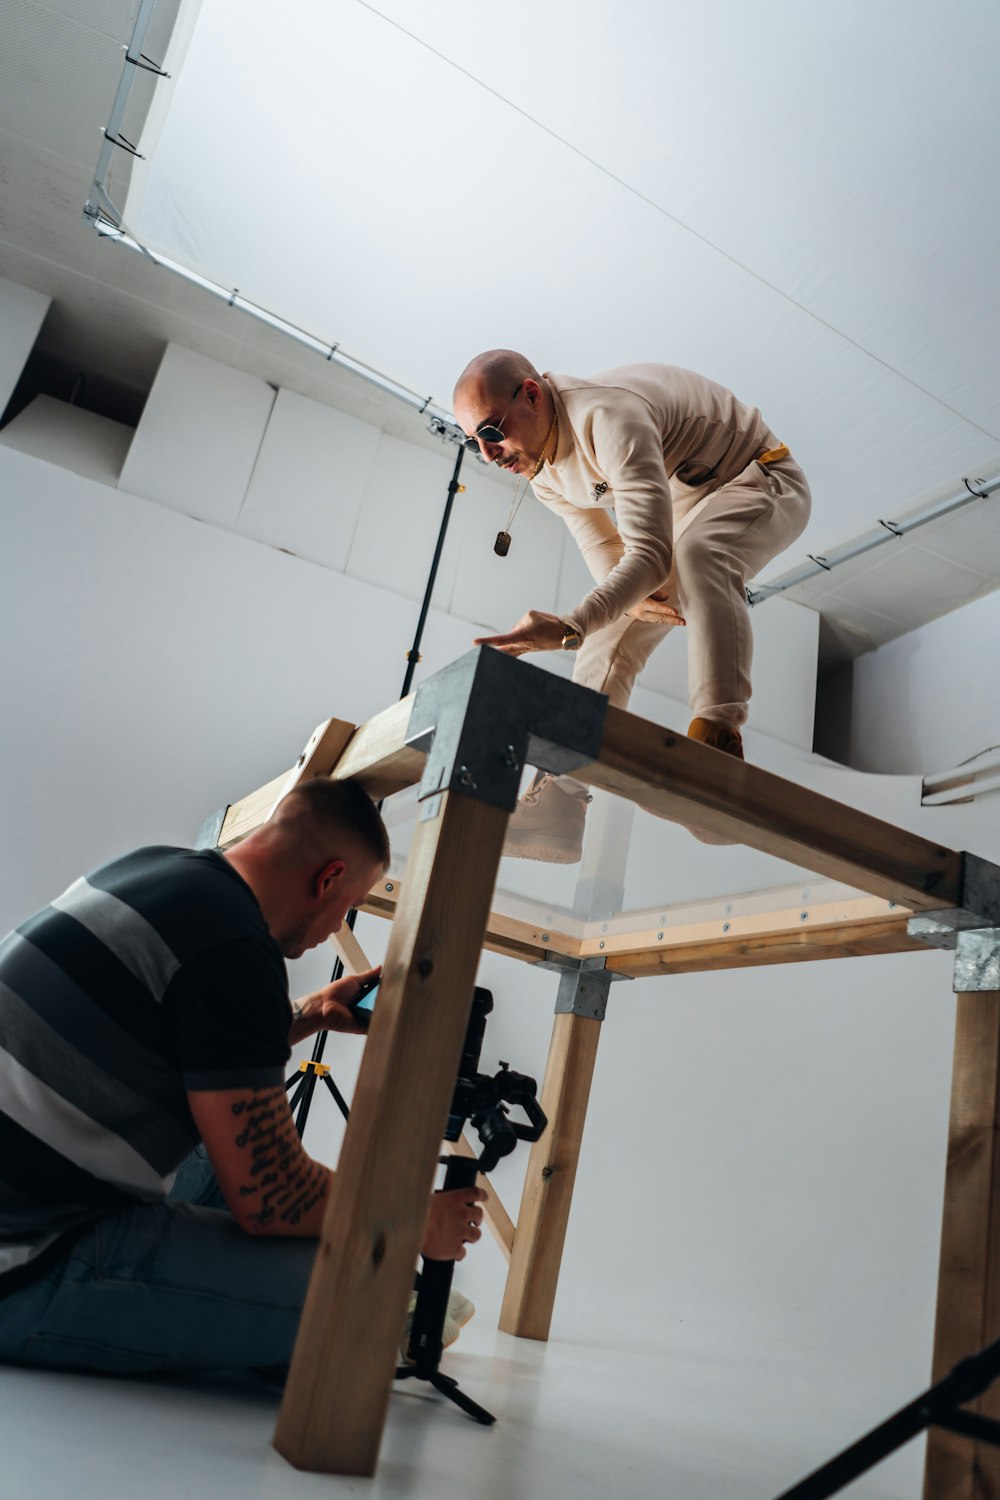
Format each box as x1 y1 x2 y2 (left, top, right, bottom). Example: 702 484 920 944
687 717 745 760
400 1289 476 1365
502 774 592 864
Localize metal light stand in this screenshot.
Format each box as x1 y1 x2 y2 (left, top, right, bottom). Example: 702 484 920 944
776 905 1000 1498
772 1337 1000 1499
288 424 471 1138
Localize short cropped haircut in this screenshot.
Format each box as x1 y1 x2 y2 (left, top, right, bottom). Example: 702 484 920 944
275 778 390 869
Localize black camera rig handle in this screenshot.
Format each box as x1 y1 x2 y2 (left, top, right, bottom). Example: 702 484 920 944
396 989 549 1426
405 1154 481 1381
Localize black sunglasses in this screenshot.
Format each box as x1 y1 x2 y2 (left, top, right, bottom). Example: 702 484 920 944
463 383 523 451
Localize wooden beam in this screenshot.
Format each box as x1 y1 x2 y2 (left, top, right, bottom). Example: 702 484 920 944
579 895 906 958
360 875 572 967
330 696 426 801
607 915 925 978
499 1012 602 1341
218 717 358 848
218 771 289 848
923 991 1000 1500
577 707 962 912
328 925 371 977
274 791 509 1475
286 717 359 785
217 699 424 850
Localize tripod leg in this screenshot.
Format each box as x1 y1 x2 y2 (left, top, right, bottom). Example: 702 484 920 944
320 1070 352 1121
291 1069 318 1136
286 1075 308 1112
427 1372 495 1426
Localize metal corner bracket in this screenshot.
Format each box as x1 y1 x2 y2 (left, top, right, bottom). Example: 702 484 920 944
405 647 607 814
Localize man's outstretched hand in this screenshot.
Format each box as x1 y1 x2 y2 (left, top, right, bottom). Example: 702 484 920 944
474 593 685 657
474 610 567 655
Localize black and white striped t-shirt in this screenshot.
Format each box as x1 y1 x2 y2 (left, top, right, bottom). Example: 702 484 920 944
0 847 292 1294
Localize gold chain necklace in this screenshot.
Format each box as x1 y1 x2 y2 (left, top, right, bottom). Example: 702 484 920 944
494 411 559 557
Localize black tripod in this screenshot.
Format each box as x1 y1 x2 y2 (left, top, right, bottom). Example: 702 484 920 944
772 1335 1000 1499
286 436 468 1138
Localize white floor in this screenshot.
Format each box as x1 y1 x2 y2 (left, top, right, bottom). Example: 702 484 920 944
0 1314 926 1500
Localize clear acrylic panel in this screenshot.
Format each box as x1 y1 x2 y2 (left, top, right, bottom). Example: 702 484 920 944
376 775 897 964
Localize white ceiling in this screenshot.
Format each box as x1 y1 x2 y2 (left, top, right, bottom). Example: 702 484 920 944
2 0 1000 667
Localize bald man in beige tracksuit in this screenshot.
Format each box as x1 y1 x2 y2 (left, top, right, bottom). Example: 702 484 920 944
453 354 812 863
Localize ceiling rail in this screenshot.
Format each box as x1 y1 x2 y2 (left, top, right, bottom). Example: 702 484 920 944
748 473 1000 608
82 0 469 451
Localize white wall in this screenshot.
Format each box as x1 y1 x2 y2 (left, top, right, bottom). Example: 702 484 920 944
851 587 1000 774
3 338 821 750
0 274 49 415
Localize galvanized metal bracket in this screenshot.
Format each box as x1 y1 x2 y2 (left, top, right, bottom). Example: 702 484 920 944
533 952 632 1021
907 852 1000 991
194 806 228 850
554 966 614 1021
406 647 607 814
907 852 1000 951
953 929 1000 993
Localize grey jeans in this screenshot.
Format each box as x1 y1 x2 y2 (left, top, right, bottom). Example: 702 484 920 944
0 1147 316 1376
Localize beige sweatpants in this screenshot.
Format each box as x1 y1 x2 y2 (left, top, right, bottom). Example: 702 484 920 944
570 455 812 725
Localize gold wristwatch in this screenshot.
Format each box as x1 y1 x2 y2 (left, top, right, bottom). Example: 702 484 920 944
559 620 582 651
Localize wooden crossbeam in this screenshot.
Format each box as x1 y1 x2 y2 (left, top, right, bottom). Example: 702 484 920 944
607 914 924 977
218 771 288 848
217 700 425 850
214 693 964 923
329 697 425 801
577 706 963 912
360 875 574 966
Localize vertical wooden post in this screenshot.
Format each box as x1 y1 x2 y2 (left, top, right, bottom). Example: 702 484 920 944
499 1010 602 1341
273 791 508 1475
924 991 1000 1500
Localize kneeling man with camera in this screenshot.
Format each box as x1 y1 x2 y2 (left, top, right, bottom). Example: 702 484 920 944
0 779 485 1379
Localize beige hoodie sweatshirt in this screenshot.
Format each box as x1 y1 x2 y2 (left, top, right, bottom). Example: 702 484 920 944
531 365 780 639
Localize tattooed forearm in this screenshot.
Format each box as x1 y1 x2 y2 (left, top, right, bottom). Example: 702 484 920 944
230 1086 329 1230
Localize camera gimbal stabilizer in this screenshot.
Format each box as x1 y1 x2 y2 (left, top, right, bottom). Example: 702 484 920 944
397 985 547 1425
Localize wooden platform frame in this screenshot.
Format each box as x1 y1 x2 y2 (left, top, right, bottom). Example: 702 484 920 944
203 647 1000 1492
